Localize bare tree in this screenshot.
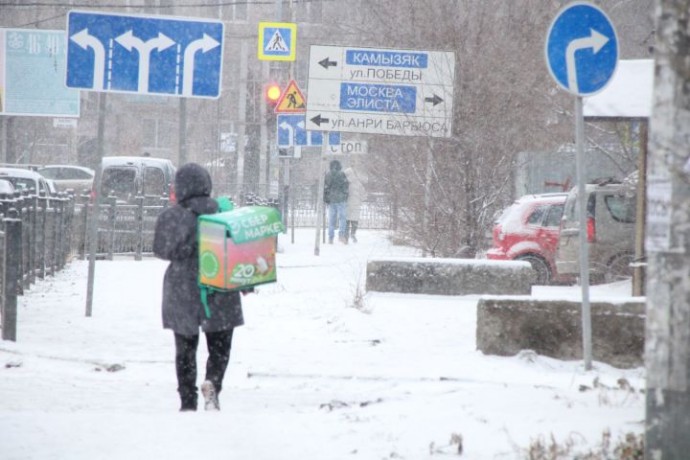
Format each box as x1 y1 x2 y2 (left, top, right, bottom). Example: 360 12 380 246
645 0 690 456
332 0 652 256
350 1 572 256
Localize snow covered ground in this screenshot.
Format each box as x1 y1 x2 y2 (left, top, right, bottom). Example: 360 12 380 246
0 229 645 459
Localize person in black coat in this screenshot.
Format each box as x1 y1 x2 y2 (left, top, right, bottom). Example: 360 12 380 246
153 163 244 412
323 159 349 244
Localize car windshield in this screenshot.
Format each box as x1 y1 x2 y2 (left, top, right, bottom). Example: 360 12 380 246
2 177 36 192
526 206 548 225
101 168 136 197
37 168 59 179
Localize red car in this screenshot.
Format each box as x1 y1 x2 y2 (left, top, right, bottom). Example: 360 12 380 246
486 193 568 285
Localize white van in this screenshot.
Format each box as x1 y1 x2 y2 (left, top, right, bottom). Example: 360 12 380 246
97 156 176 204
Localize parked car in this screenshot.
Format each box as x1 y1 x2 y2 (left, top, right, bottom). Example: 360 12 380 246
0 167 56 197
97 156 176 204
486 193 568 285
555 179 636 284
37 165 94 194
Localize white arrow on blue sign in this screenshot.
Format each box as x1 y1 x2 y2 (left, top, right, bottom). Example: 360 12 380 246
277 114 340 147
66 10 224 98
545 2 618 97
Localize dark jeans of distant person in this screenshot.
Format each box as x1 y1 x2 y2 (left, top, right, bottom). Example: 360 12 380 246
174 330 233 411
346 219 359 243
328 201 347 243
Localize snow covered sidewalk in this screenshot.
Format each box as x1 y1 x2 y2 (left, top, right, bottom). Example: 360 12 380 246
0 229 645 459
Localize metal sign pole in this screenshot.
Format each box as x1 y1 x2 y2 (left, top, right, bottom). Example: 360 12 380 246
575 96 592 369
314 142 327 256
85 92 107 317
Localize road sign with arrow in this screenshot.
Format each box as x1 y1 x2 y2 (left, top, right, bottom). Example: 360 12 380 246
277 114 340 147
306 45 455 137
545 2 618 96
66 10 224 98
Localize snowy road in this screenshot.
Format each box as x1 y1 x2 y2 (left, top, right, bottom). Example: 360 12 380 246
0 229 644 459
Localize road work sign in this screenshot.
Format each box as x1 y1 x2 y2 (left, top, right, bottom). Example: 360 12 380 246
275 80 306 113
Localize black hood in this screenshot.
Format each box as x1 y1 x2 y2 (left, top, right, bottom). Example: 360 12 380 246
329 160 342 172
175 163 212 203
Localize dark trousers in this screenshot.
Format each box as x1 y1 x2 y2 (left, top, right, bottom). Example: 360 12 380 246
174 329 234 408
346 220 358 238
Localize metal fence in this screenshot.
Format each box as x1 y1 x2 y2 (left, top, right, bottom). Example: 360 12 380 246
70 189 395 258
0 186 394 340
1 190 75 341
283 185 393 230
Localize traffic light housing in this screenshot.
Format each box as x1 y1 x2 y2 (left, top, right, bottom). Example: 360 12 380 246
264 83 281 106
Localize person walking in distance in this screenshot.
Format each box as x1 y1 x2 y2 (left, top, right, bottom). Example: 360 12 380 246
343 166 366 243
153 163 245 412
323 159 349 244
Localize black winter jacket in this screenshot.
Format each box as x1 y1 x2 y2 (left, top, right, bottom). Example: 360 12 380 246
153 163 244 336
324 160 349 204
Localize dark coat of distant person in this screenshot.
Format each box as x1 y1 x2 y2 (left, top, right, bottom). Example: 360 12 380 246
323 159 349 204
153 163 244 336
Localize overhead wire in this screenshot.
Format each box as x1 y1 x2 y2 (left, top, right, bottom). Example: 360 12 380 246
1 0 340 29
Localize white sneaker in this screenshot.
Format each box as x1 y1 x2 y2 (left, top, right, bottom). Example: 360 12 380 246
201 380 220 411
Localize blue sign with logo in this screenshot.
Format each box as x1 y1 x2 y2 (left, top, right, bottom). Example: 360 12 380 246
66 10 224 98
545 2 618 96
277 114 340 147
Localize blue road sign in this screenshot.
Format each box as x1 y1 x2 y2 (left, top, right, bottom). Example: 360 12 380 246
339 83 417 113
277 114 340 147
258 22 296 61
545 2 618 97
1 29 80 117
66 11 224 98
307 45 455 137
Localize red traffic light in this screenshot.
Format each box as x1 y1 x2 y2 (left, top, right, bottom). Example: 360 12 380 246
264 83 281 104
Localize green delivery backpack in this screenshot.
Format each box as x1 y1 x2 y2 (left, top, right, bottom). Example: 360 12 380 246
197 200 284 318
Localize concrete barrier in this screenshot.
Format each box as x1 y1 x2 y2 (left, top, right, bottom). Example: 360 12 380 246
476 297 645 368
365 257 533 296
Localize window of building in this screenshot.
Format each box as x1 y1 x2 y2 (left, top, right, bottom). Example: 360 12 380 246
217 0 248 22
143 119 175 150
296 0 322 24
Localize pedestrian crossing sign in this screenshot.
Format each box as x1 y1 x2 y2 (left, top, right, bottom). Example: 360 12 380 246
258 22 296 61
275 80 306 113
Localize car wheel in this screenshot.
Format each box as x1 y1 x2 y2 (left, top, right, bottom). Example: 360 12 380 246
605 252 635 283
516 255 551 285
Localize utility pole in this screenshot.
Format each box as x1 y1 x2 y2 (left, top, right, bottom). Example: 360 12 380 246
645 0 690 457
178 98 187 165
235 40 248 198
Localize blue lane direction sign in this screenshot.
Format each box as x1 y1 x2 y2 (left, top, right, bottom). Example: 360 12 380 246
66 10 224 98
306 45 455 138
545 2 618 97
277 114 340 147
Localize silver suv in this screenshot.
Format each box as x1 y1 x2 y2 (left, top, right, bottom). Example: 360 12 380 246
555 179 636 284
